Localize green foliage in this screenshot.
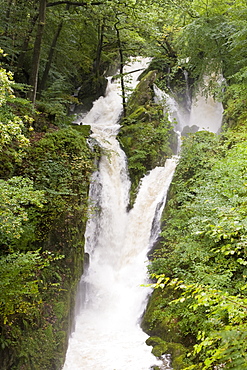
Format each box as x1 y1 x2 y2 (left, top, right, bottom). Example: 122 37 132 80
36 90 78 128
0 250 63 326
0 126 93 368
151 0 247 100
0 63 94 364
0 68 29 148
0 59 35 177
150 277 247 370
175 15 232 80
15 323 66 370
25 127 93 192
21 127 94 241
0 176 45 246
223 83 247 130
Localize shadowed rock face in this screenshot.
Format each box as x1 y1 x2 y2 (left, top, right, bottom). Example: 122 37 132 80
181 124 199 136
77 75 108 112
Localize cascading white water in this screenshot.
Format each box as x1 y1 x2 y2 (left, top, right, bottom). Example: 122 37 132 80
62 58 177 370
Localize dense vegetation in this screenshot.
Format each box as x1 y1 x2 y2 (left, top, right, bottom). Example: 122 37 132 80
143 131 247 369
1 0 247 369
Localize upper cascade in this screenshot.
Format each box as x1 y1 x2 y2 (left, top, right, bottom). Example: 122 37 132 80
154 78 223 136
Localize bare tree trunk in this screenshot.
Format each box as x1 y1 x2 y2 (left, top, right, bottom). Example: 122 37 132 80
94 20 105 78
4 0 14 35
29 0 47 104
17 12 39 73
115 23 126 117
38 20 64 95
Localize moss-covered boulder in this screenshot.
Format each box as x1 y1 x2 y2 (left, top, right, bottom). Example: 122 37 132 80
77 74 108 112
126 70 157 115
146 336 187 369
142 287 192 370
142 288 183 342
146 336 169 357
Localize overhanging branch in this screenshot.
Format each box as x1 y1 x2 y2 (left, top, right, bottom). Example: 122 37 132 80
47 1 103 7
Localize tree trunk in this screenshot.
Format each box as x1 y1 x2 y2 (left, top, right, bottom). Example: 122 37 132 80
4 0 14 35
17 12 39 76
38 20 64 95
29 0 47 104
94 20 105 79
115 23 126 117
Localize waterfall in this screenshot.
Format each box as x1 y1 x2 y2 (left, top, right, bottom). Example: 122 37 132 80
154 82 223 136
62 57 176 370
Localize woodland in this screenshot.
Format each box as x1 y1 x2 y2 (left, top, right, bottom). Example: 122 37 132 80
0 0 247 369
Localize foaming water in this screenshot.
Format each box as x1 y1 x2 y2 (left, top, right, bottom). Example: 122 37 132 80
63 57 175 370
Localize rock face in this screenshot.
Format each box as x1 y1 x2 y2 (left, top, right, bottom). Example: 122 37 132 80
77 75 108 113
126 70 157 115
141 287 189 369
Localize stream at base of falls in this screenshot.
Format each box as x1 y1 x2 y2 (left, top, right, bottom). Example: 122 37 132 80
62 57 223 370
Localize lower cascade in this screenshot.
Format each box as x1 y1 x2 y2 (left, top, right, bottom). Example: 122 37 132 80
62 159 176 370
62 58 223 370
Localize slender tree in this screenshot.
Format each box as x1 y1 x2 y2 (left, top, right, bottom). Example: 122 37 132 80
29 0 47 104
94 20 105 79
114 20 126 116
38 18 65 94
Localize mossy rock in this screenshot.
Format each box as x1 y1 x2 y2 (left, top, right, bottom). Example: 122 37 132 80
146 337 187 370
146 336 169 357
146 335 167 347
126 70 157 115
127 105 148 123
142 288 183 343
75 74 108 113
167 342 187 369
167 342 186 359
181 124 199 137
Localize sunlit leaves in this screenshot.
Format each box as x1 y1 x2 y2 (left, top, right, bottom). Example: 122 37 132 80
151 275 247 369
0 64 31 159
0 177 45 244
156 0 247 93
